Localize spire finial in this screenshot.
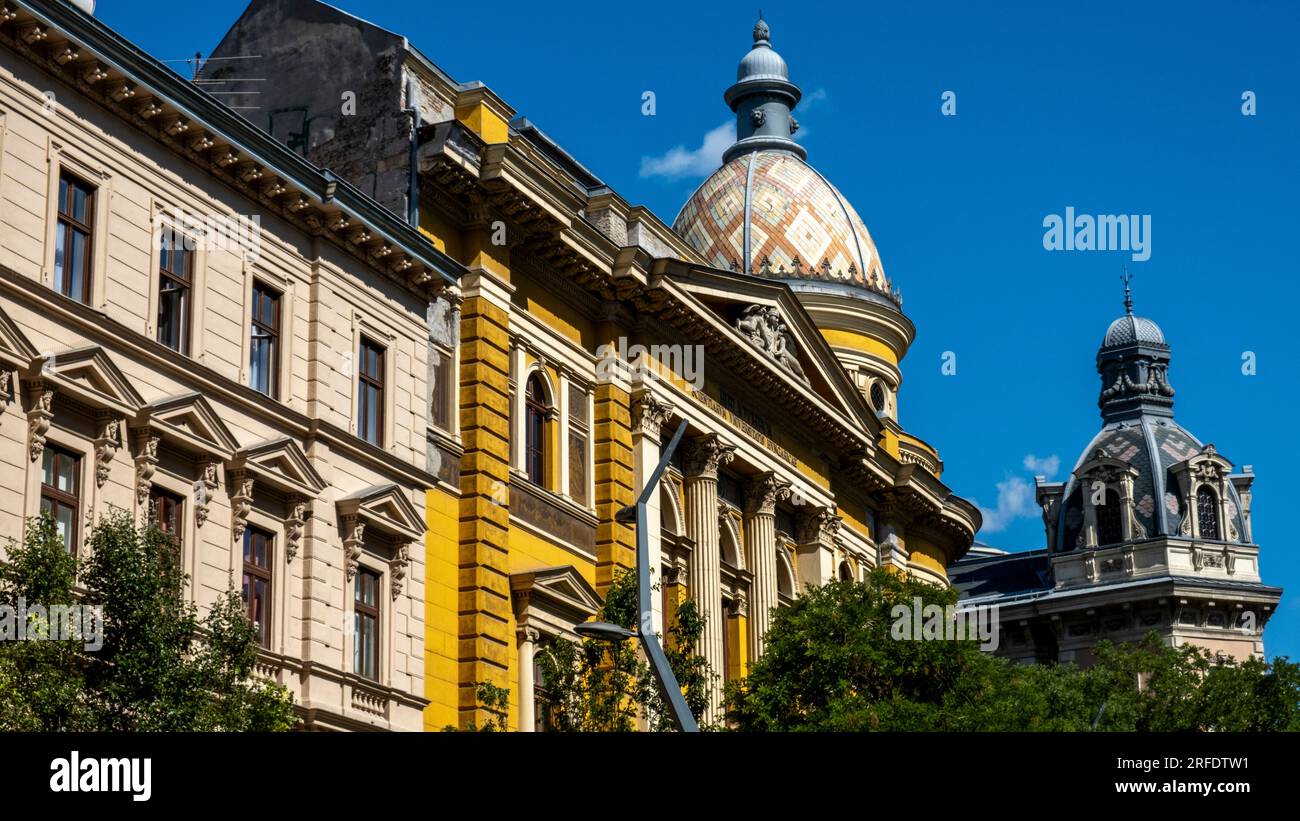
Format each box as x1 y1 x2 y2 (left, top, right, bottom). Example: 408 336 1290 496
1121 267 1133 315
753 12 770 44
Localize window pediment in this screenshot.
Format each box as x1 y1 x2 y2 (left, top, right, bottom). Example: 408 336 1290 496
229 436 326 499
511 565 602 636
32 345 143 417
335 483 424 543
136 391 240 461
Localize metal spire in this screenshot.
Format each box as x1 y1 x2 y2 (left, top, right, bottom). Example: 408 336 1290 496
1121 267 1133 316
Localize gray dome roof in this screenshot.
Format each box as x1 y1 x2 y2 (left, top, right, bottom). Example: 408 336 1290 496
1103 314 1167 348
1054 418 1247 551
737 36 789 82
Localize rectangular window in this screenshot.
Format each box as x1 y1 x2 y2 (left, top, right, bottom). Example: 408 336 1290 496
249 282 281 398
354 568 381 680
40 446 81 553
242 525 274 648
357 337 384 446
156 231 193 354
430 346 453 432
149 485 185 553
567 384 588 505
54 172 95 303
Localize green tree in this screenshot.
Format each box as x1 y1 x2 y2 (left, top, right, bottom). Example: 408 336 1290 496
0 511 298 731
532 568 712 731
726 567 1300 731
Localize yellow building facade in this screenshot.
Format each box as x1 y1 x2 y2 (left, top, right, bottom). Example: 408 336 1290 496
403 16 981 729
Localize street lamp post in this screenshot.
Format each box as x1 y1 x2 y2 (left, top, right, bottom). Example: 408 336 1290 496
576 418 699 732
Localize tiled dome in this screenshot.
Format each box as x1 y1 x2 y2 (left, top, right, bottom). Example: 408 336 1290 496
1103 314 1167 348
673 150 893 300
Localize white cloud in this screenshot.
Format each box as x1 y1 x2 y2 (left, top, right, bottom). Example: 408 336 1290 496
639 121 735 181
1022 453 1060 477
801 87 828 109
975 476 1036 534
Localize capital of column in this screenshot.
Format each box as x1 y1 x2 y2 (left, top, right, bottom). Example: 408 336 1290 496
796 505 841 545
744 472 791 516
682 433 736 480
631 389 674 439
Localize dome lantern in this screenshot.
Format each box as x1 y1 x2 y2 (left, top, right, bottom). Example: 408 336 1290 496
1096 273 1175 422
722 15 806 164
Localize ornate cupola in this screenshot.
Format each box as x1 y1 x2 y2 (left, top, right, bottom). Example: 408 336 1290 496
1096 275 1175 422
722 15 806 163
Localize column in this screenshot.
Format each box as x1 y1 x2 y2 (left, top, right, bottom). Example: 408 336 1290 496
516 626 538 732
682 433 735 723
744 472 790 661
631 389 674 634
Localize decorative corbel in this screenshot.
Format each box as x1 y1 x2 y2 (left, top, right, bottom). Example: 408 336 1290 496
0 370 12 415
390 541 411 600
93 413 121 488
229 471 254 543
132 430 159 508
342 513 364 581
194 460 219 528
25 381 54 462
285 495 309 563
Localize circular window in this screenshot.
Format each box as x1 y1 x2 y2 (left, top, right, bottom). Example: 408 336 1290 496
869 382 887 413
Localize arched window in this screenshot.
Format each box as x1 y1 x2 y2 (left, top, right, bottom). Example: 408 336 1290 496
838 561 853 581
776 554 795 601
1197 486 1221 540
1096 488 1123 545
525 374 549 487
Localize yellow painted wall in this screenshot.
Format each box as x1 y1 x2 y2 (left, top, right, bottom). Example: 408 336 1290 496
423 486 461 730
819 327 899 366
455 101 510 144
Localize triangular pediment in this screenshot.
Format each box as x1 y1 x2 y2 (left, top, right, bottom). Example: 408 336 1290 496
654 263 878 436
0 303 38 370
336 483 424 542
138 392 240 460
37 346 143 416
510 565 602 623
230 436 327 498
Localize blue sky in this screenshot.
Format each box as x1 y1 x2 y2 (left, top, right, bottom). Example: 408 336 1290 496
98 0 1300 657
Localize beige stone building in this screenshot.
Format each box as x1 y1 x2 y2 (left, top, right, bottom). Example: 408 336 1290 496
0 0 465 729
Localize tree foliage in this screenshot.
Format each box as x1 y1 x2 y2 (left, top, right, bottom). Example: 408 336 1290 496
0 512 298 731
532 568 713 731
726 567 1300 731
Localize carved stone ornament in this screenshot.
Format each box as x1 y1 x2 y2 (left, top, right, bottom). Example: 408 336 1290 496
734 305 808 383
682 434 736 480
93 415 121 488
26 385 54 462
745 472 791 515
229 473 255 543
796 506 841 545
285 497 309 563
750 108 766 127
133 432 160 508
390 542 411 600
631 391 674 439
0 370 12 413
194 460 219 528
342 514 365 581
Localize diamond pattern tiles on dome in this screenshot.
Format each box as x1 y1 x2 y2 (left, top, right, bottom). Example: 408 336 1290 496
1103 314 1167 347
673 151 897 305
